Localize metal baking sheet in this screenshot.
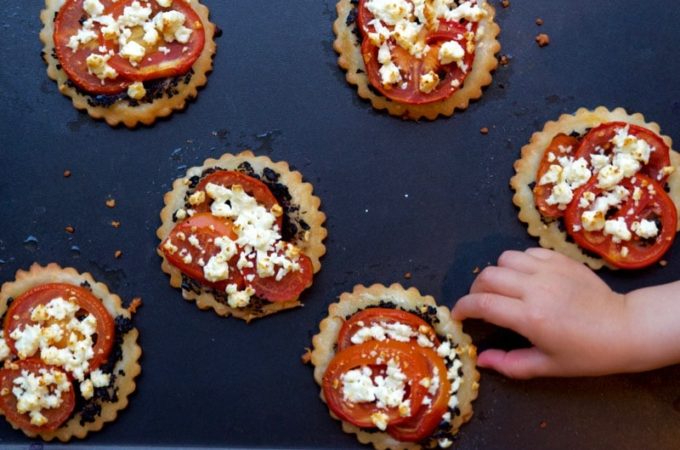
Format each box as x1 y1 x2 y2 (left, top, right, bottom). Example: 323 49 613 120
0 0 679 448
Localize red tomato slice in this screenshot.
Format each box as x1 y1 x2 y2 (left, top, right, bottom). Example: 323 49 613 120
160 212 245 290
0 359 75 433
4 283 115 373
575 122 672 184
533 134 582 219
103 0 205 81
322 340 429 429
359 0 476 105
336 308 438 352
194 170 283 230
241 252 313 302
53 0 130 94
388 348 452 442
564 174 677 269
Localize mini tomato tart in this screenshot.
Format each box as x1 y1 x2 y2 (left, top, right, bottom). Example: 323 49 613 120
157 151 327 322
511 107 680 270
310 284 479 449
40 0 216 127
0 263 141 441
333 0 500 120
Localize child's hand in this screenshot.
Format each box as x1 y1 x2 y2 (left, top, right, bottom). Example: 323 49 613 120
452 248 632 378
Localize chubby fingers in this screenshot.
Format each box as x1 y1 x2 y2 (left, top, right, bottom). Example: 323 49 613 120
470 265 529 299
452 292 526 333
477 348 554 379
496 250 543 274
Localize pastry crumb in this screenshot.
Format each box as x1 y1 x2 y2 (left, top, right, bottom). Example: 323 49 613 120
301 347 312 364
404 272 412 279
106 198 117 208
535 18 544 26
114 250 123 259
659 260 668 267
128 297 143 314
501 0 510 8
64 225 75 234
480 127 489 135
536 33 550 47
499 54 510 66
111 220 121 229
63 170 72 178
472 266 481 274
539 420 548 429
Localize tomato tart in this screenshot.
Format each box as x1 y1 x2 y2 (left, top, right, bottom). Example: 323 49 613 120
333 0 500 120
40 0 216 127
0 263 141 441
512 107 680 270
310 284 479 449
157 151 327 322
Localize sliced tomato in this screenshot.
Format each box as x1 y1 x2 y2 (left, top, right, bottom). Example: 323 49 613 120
241 252 313 302
103 0 205 81
564 174 677 269
322 340 429 429
533 134 582 219
358 0 476 105
336 308 438 352
160 212 245 290
575 122 672 184
388 348 452 442
4 283 115 372
0 359 75 433
53 0 130 94
194 170 283 230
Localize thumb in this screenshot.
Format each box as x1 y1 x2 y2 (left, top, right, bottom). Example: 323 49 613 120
477 348 554 380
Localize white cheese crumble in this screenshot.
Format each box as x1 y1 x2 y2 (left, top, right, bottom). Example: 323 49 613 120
154 10 193 44
631 219 659 239
438 40 465 66
340 358 411 420
86 53 118 81
203 236 238 282
0 331 10 361
377 44 402 86
419 71 439 93
9 297 100 381
539 156 591 209
365 0 413 26
156 0 173 7
205 183 302 281
119 40 146 65
604 217 632 243
225 284 255 309
127 81 146 100
12 368 71 427
83 0 105 17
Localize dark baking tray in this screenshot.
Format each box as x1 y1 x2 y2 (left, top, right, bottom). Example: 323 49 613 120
0 0 679 448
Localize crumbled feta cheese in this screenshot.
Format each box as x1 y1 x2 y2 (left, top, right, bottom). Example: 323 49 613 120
419 71 439 93
127 81 146 100
597 165 624 189
188 190 206 206
438 40 465 65
590 154 610 171
392 19 424 56
203 236 238 282
581 210 605 232
120 40 146 65
117 1 152 28
350 321 415 344
0 332 10 361
546 182 573 207
80 379 94 400
365 0 413 26
67 28 98 52
12 368 71 427
225 284 255 308
154 10 193 44
612 152 641 177
156 0 173 7
90 369 111 388
86 53 118 81
604 218 632 242
631 219 659 239
83 0 104 17
376 44 402 86
371 411 390 430
437 1 487 22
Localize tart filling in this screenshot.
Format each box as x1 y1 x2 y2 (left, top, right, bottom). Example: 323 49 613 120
333 0 500 120
0 264 141 441
157 151 327 322
40 0 216 127
311 284 478 449
511 107 680 269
